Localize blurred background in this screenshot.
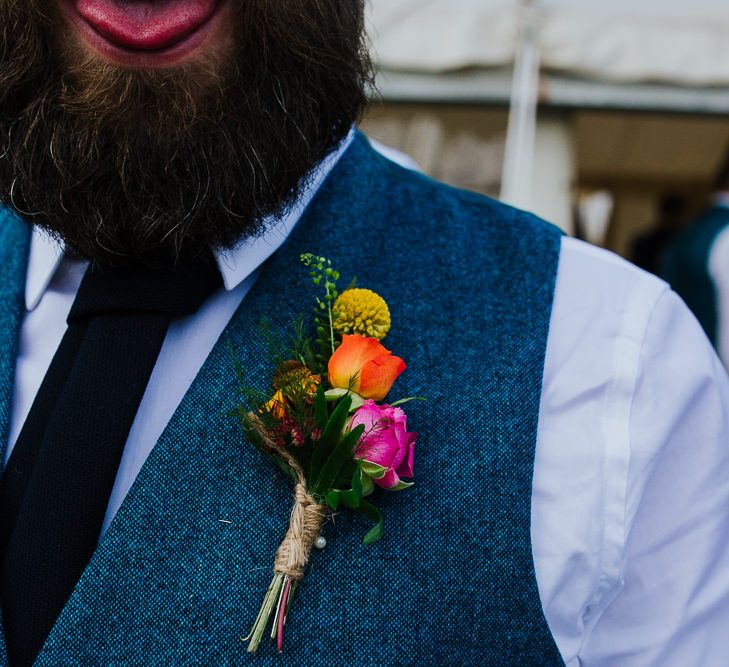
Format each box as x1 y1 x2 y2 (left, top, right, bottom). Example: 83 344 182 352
360 0 729 264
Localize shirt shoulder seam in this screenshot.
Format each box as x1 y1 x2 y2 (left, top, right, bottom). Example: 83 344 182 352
578 273 670 643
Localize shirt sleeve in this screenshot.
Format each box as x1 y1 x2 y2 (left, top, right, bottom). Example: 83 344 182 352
579 288 729 665
708 226 729 370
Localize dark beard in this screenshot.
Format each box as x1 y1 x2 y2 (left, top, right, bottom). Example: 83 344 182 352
0 1 372 266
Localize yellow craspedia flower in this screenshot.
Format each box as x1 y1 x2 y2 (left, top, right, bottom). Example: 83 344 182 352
333 288 391 340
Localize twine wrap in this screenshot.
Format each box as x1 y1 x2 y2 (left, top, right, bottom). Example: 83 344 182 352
274 482 325 580
247 413 327 581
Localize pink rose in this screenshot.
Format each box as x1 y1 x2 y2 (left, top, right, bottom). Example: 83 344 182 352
349 400 416 490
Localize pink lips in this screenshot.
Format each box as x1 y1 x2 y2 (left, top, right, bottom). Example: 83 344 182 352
75 0 218 51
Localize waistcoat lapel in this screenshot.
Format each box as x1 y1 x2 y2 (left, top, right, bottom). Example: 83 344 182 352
0 209 30 460
0 208 31 666
36 133 564 665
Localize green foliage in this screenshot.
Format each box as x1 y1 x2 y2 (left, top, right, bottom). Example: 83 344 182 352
325 386 365 411
312 423 365 498
228 341 245 389
333 460 357 488
313 385 328 428
290 316 318 372
308 394 352 491
358 500 384 544
325 466 363 511
389 396 427 407
300 254 341 369
228 340 270 403
326 489 341 511
257 318 288 371
342 465 363 509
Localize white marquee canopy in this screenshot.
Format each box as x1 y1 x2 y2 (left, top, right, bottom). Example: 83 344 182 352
366 0 729 229
368 0 729 87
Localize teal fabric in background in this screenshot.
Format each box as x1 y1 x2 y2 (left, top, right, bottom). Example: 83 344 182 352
663 205 729 345
0 134 564 665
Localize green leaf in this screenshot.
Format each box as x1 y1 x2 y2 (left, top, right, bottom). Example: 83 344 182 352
314 385 328 429
325 389 366 412
333 461 356 488
348 393 366 411
352 465 362 497
389 396 427 407
312 424 365 497
227 341 245 390
360 472 375 497
326 489 341 511
360 461 387 479
309 395 352 484
324 388 349 401
358 500 384 545
340 492 360 509
227 404 248 421
338 466 363 509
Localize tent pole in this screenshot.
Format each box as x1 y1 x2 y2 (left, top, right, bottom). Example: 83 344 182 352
532 111 576 233
500 0 541 210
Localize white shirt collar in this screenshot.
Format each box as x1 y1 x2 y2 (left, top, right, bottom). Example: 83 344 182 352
25 228 66 311
24 130 355 311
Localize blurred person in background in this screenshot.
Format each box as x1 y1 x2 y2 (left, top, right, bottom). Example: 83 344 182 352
632 192 688 276
664 151 729 369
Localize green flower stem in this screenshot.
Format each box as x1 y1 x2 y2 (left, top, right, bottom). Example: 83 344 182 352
328 301 335 356
245 573 285 653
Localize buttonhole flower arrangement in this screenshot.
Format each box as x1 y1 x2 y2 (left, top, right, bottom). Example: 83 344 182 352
233 254 420 654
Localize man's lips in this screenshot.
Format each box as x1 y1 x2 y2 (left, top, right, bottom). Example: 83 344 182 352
74 0 219 51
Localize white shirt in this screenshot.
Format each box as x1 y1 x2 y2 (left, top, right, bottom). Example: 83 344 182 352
7 141 729 666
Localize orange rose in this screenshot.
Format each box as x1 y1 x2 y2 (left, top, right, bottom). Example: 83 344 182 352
328 334 406 402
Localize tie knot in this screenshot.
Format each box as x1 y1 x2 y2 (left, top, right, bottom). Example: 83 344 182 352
68 256 223 323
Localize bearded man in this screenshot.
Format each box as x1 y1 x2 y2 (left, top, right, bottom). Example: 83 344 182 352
0 1 728 666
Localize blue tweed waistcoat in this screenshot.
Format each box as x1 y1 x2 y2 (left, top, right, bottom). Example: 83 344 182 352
663 204 729 345
0 133 564 666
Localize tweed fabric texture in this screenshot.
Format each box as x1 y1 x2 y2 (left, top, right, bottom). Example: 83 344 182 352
663 204 729 344
0 209 30 454
0 134 563 665
0 257 223 666
0 209 31 667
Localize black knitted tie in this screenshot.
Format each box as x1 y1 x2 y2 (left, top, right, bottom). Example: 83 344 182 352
0 256 222 666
